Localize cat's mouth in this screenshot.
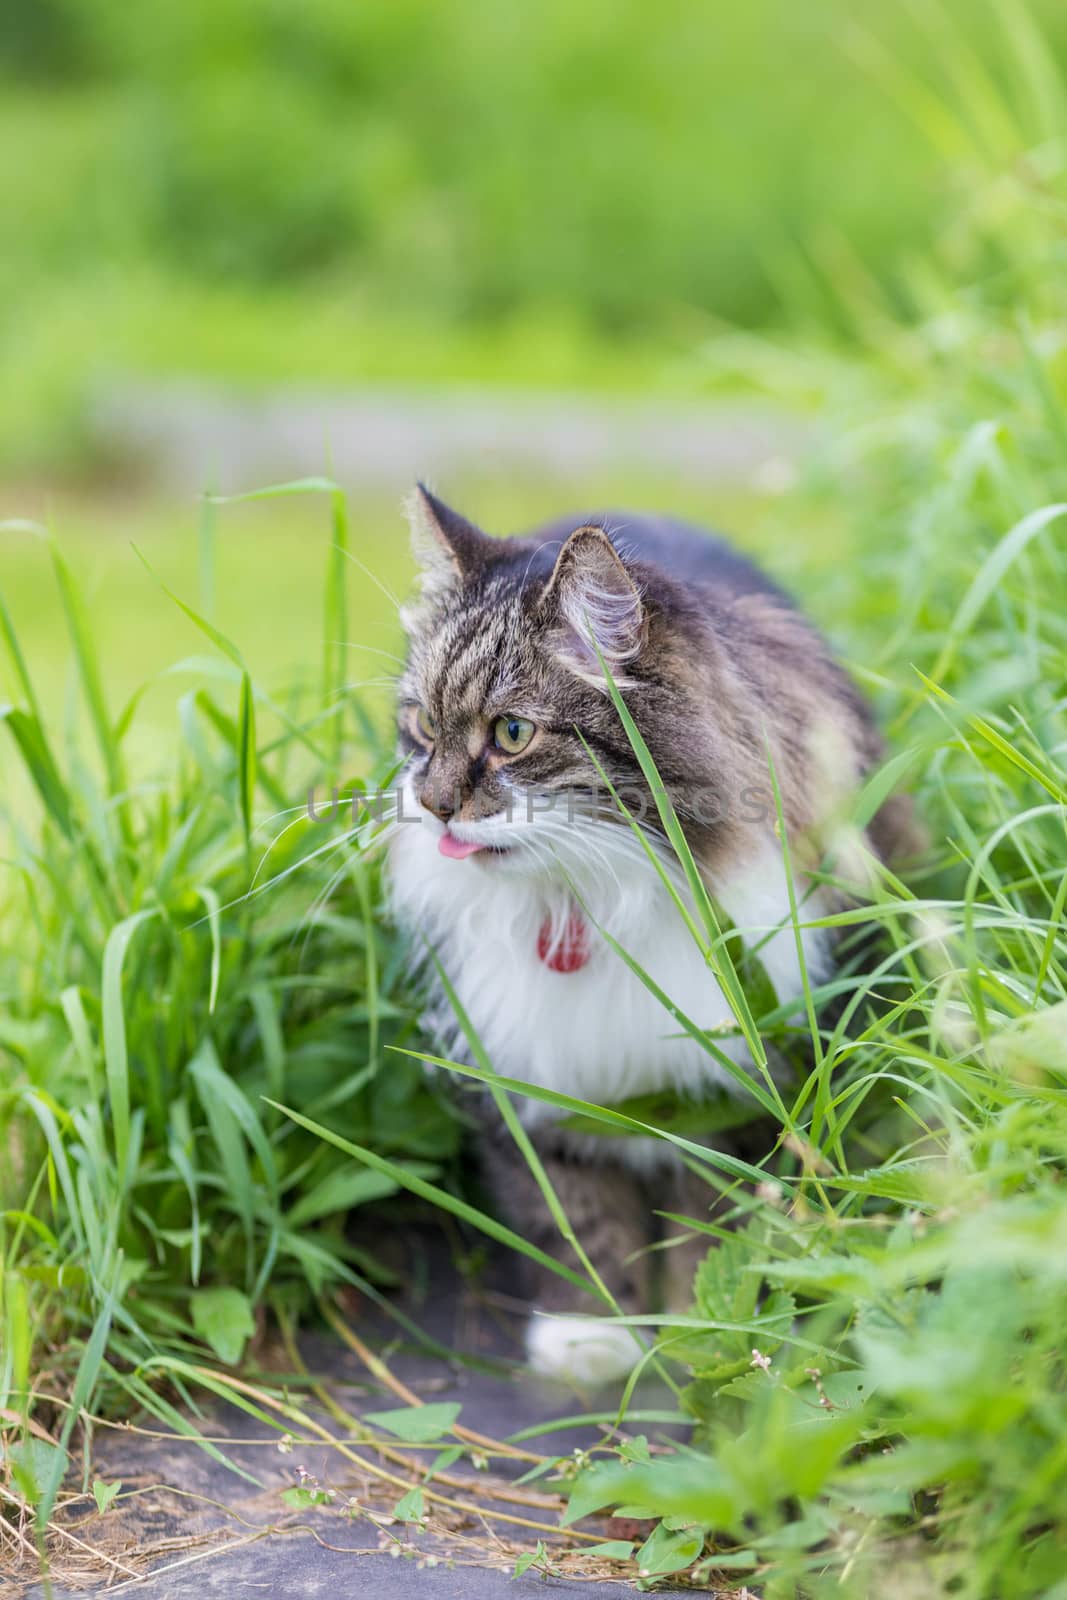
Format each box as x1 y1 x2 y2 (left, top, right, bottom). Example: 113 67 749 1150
438 829 513 861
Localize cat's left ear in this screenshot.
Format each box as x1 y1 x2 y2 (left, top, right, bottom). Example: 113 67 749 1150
538 526 646 688
403 484 493 617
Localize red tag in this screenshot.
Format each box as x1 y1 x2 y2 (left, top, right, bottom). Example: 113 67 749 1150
537 911 590 973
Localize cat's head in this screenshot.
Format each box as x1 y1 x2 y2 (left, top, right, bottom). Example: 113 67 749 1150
394 486 716 876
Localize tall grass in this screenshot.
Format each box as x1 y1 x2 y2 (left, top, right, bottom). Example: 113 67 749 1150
527 7 1067 1594
0 497 458 1523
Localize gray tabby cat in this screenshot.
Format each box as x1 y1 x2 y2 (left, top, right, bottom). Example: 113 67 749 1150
388 485 918 1383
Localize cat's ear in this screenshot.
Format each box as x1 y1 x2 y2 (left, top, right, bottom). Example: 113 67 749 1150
538 526 646 688
404 484 493 611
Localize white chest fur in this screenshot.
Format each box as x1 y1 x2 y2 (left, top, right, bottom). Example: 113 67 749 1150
387 794 832 1136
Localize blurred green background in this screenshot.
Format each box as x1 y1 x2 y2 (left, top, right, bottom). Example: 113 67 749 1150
3 0 1065 719
7 0 1067 464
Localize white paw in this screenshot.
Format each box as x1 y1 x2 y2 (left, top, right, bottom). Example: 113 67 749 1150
526 1314 643 1385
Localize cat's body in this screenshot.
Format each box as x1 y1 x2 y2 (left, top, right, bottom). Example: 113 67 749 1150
388 489 918 1383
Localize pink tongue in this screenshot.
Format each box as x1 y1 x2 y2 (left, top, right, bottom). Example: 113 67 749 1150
438 833 486 860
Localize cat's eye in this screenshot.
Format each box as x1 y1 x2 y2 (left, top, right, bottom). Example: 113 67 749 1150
414 706 436 742
493 715 535 754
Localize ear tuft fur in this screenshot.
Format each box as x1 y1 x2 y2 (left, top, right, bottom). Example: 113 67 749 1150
539 526 646 689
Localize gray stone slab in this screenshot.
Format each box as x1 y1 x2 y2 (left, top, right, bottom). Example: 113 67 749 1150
28 1538 665 1598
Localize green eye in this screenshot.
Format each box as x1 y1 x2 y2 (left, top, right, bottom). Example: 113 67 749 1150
414 706 436 742
494 715 535 754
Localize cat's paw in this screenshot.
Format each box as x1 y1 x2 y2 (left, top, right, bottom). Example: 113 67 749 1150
526 1314 642 1385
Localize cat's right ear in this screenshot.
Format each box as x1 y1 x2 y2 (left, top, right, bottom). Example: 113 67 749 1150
537 525 647 690
403 484 492 617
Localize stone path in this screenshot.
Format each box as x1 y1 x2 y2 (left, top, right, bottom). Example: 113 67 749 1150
31 1541 651 1598
13 1231 713 1598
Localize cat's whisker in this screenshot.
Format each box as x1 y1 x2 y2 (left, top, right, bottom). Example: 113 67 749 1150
329 676 400 697
547 831 628 906
249 809 321 891
332 542 405 616
341 642 408 668
495 817 620 903
527 807 679 890
240 819 358 904
251 800 319 837
294 813 404 950
296 854 359 955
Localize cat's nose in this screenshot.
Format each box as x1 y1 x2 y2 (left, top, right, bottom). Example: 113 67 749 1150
419 780 457 823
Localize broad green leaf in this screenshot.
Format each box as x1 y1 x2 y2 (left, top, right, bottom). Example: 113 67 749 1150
636 1521 705 1578
7 1439 68 1506
393 1486 425 1522
281 1484 333 1507
513 1540 548 1578
92 1479 122 1514
363 1402 461 1442
190 1287 256 1366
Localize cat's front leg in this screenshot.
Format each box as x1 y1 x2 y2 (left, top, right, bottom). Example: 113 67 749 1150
483 1124 652 1385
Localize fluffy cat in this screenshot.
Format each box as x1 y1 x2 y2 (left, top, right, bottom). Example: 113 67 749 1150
388 486 918 1383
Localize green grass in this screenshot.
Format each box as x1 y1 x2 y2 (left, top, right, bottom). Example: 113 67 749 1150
4 3 1067 1595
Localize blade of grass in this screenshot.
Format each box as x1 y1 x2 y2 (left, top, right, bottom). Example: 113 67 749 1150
0 708 75 840
237 670 257 852
102 911 158 1181
0 591 45 727
48 538 125 798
